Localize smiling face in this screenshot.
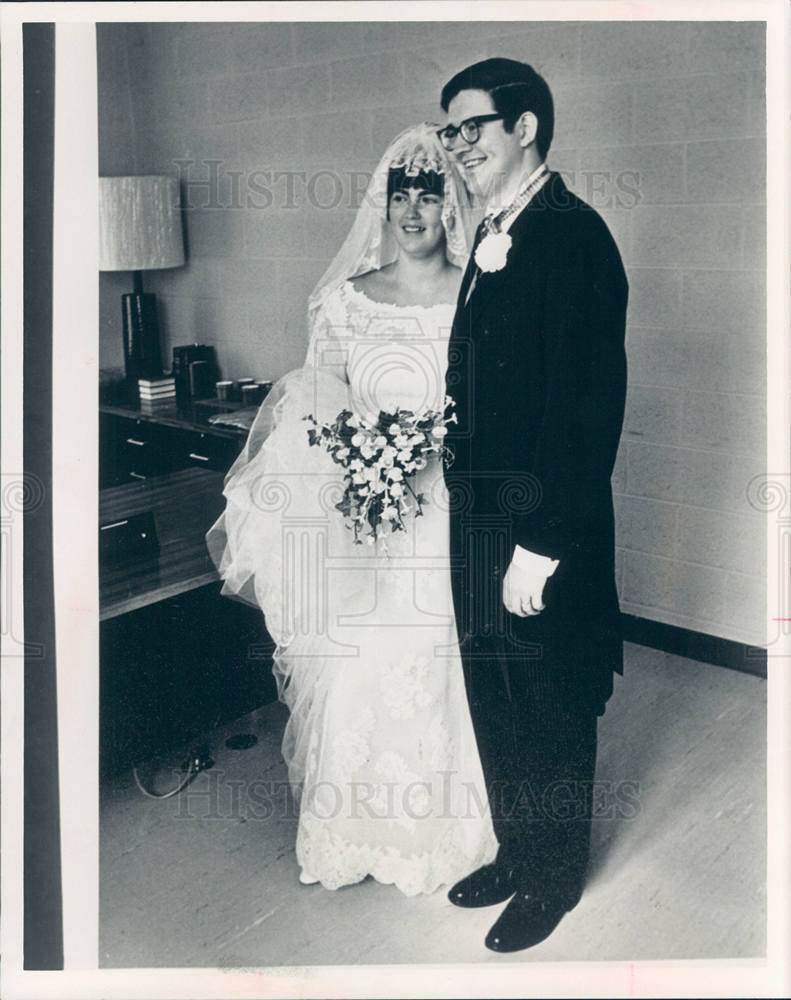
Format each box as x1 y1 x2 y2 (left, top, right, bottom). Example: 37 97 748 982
387 185 446 259
446 88 526 201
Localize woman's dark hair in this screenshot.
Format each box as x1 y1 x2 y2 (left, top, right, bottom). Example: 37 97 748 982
440 57 554 160
386 166 444 219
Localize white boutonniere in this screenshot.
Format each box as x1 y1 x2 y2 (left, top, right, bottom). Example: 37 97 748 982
474 231 512 273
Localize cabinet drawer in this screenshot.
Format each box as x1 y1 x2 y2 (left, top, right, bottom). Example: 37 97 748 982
163 428 242 473
100 414 168 485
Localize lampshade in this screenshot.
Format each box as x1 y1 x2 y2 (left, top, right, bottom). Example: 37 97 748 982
99 175 185 272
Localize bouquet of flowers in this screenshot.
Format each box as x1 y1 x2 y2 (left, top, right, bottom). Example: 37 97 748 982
305 397 456 545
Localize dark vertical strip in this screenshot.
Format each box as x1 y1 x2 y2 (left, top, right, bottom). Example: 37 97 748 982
23 22 64 970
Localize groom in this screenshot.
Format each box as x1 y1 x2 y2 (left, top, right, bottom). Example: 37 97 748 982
440 59 628 952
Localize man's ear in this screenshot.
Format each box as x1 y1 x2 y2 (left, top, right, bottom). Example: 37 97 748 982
516 111 538 148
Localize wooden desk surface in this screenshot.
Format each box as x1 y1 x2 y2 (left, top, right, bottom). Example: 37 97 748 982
100 467 226 621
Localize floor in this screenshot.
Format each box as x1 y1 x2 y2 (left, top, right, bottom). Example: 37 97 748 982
99 642 766 967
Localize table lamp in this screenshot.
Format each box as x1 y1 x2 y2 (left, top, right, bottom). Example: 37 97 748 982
99 175 185 386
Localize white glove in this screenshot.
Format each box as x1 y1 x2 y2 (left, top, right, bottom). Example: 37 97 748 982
502 559 549 617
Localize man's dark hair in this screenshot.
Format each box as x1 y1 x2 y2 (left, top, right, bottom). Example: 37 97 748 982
440 58 554 160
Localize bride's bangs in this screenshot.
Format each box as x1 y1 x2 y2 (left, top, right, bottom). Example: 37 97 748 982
387 165 445 202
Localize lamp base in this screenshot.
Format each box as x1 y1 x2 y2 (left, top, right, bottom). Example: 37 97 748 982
122 292 163 386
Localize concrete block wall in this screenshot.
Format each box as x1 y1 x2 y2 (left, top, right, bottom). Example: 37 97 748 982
97 19 766 647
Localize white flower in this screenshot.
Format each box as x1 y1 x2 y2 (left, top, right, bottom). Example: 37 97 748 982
381 506 398 520
474 231 512 273
388 423 401 436
351 432 365 447
350 458 363 471
394 433 409 448
431 425 448 438
346 413 360 428
397 449 412 463
387 467 404 481
360 443 376 460
352 471 367 485
337 446 350 459
373 435 387 450
390 483 404 498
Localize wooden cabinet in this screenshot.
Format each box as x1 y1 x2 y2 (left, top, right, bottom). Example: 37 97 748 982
99 403 247 487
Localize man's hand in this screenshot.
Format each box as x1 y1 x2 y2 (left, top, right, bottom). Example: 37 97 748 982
502 559 548 617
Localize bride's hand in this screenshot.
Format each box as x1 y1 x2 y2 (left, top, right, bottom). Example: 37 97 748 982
502 560 547 617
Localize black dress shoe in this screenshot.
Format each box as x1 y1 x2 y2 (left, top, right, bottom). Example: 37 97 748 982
447 862 520 908
485 892 569 952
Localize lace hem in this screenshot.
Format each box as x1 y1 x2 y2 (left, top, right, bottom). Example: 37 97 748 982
296 811 498 897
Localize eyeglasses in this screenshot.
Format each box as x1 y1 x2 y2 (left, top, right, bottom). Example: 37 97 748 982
436 114 504 151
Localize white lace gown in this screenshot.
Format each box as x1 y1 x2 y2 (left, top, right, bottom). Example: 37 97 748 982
210 281 497 895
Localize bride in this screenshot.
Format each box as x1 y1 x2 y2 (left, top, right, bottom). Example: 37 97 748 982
207 124 497 895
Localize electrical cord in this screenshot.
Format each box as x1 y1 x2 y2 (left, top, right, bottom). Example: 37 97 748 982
132 745 213 799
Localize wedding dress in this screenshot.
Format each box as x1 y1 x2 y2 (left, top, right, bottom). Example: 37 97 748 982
208 279 498 895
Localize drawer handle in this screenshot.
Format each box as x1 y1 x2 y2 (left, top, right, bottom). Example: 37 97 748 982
129 472 147 480
100 519 128 531
189 452 210 462
126 438 146 447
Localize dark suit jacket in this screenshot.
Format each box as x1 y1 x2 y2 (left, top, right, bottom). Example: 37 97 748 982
445 172 628 714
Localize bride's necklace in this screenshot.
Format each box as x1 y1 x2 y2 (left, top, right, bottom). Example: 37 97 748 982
474 164 551 274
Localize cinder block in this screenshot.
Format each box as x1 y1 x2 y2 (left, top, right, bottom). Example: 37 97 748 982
577 144 684 207
670 559 727 624
230 22 294 74
743 70 765 137
631 205 742 268
627 442 698 505
174 22 234 78
366 21 493 52
138 77 210 134
580 22 690 81
239 118 305 172
742 206 766 270
189 294 249 349
269 63 332 116
633 74 749 143
688 22 765 75
300 112 375 164
209 74 268 124
212 258 278 302
677 507 765 576
371 105 442 155
627 267 682 328
596 206 632 261
682 269 765 334
183 207 245 260
546 148 578 187
685 138 765 203
621 549 675 611
147 258 221 300
293 21 367 61
402 44 491 105
623 384 682 445
301 204 360 260
243 207 305 259
485 23 581 85
722 571 766 645
612 440 628 493
614 494 678 557
553 82 632 147
626 326 765 397
629 446 763 514
681 389 765 456
330 54 403 109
